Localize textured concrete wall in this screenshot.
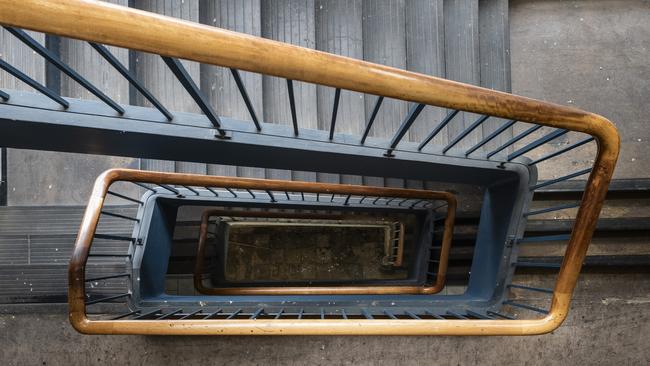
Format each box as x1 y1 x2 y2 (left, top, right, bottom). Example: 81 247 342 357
1 273 649 365
0 14 140 206
510 0 650 179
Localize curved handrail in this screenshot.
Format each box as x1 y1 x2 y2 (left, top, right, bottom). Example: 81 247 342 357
69 168 456 334
0 0 620 335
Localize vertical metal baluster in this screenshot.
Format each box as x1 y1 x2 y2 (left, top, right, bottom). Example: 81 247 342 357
161 56 227 137
89 42 172 120
0 59 69 108
230 68 261 131
442 115 490 154
4 27 123 113
384 103 426 156
360 96 384 144
329 88 341 140
418 110 460 150
286 79 299 136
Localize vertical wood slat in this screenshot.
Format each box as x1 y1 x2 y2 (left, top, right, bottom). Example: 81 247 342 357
362 0 406 188
60 0 129 105
405 0 446 147
479 0 512 154
262 0 316 182
444 0 481 151
200 0 263 178
0 29 45 90
315 0 364 185
134 0 205 174
405 0 445 189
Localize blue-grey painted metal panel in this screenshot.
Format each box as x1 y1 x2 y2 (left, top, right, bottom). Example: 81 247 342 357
122 158 531 313
0 90 527 186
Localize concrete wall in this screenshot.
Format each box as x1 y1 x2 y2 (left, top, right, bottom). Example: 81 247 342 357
2 273 648 365
510 0 650 179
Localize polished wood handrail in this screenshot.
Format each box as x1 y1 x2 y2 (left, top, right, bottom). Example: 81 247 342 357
69 169 458 334
192 202 450 295
0 1 618 139
0 0 619 335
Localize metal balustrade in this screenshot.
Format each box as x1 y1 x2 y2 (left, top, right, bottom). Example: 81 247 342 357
0 0 620 335
73 169 459 333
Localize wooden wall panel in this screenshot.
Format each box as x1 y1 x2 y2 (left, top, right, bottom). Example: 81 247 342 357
1 29 47 205
261 0 316 182
133 0 204 174
315 0 364 185
59 0 129 104
444 0 481 151
0 30 45 90
199 0 264 178
405 0 446 188
362 0 407 188
479 0 513 153
405 0 446 146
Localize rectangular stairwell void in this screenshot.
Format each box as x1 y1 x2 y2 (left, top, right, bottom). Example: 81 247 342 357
199 217 409 284
184 206 449 295
72 168 529 331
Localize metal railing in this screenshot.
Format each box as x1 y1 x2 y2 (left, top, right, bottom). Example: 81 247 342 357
72 169 455 335
0 0 620 335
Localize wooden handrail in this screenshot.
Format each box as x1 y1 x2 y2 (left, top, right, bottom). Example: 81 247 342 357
0 0 619 335
0 1 618 140
69 169 457 334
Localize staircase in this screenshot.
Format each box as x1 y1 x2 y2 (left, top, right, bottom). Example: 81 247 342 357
0 0 619 335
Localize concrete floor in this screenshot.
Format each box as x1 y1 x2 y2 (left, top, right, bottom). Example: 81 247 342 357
2 273 649 365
